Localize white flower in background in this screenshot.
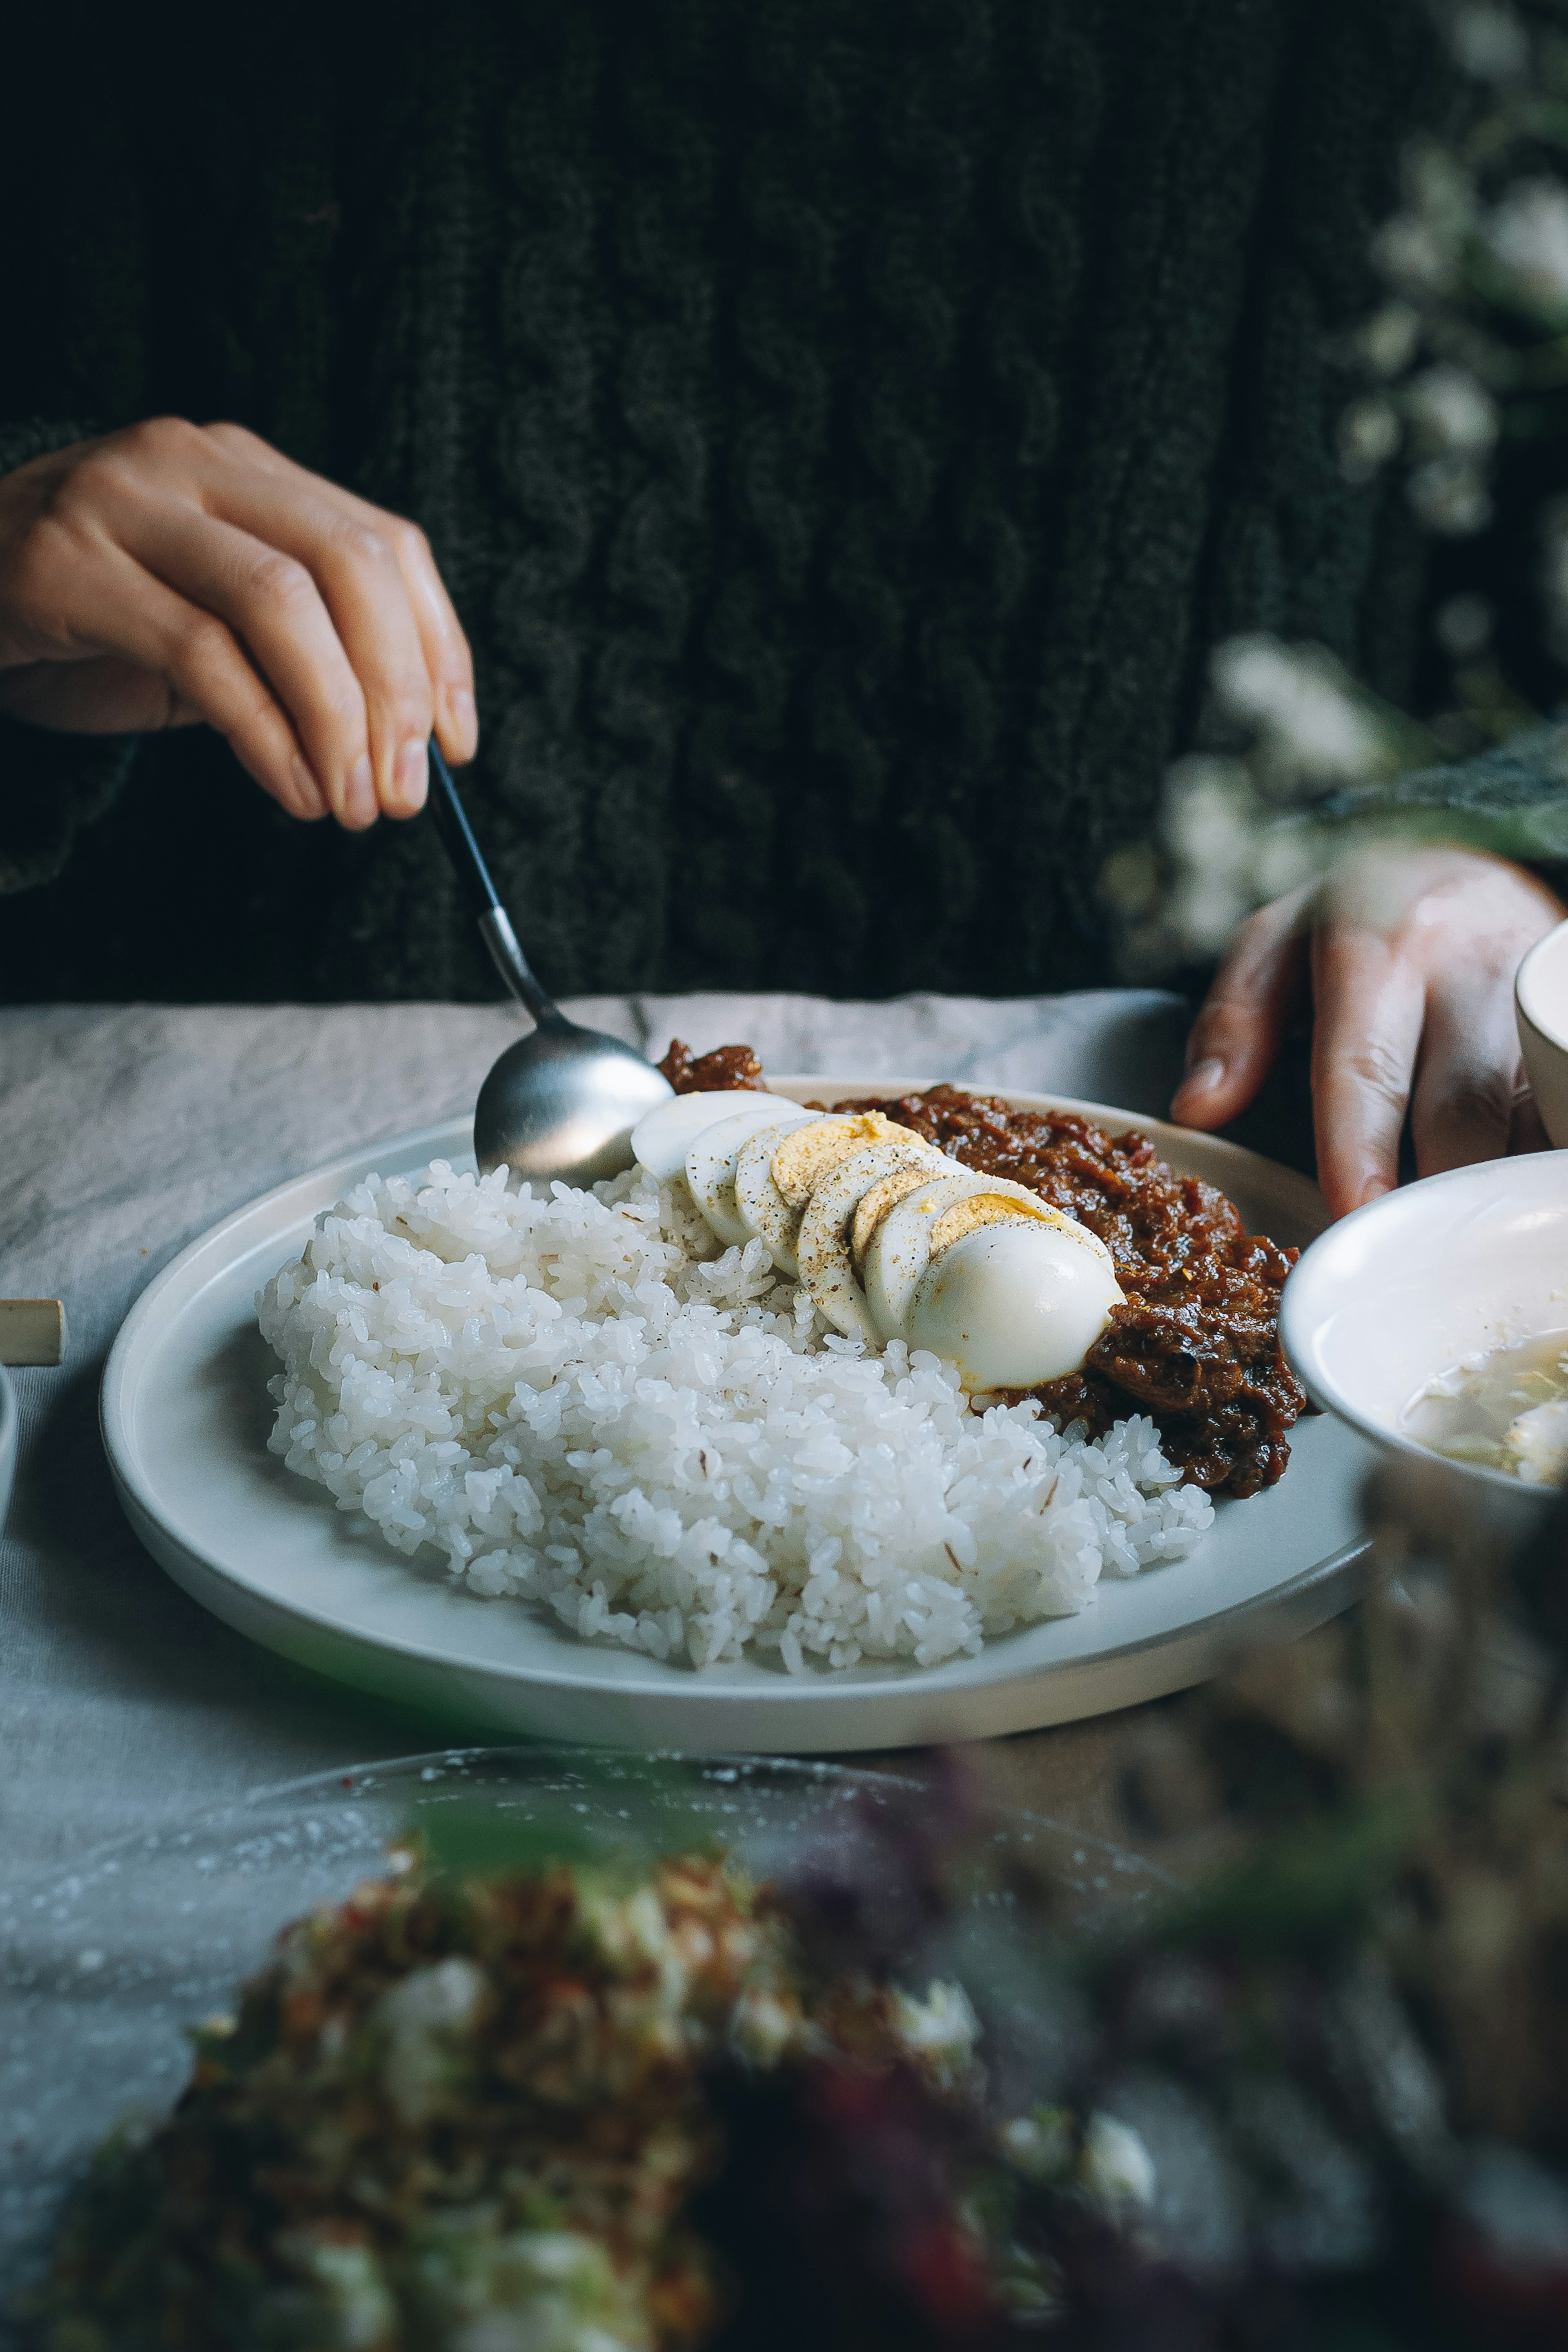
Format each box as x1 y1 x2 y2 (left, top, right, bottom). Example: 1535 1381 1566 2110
1486 179 1568 312
1339 396 1401 481
1252 821 1321 903
1161 759 1256 955
1368 144 1476 297
1079 2112 1157 2214
1408 455 1494 535
1450 2 1530 82
1210 640 1383 784
1403 365 1497 457
1163 757 1254 866
1434 592 1493 657
1132 26 1568 976
999 2107 1075 2183
1338 32 1568 645
1119 639 1415 966
1405 138 1477 232
1355 302 1421 379
1166 875 1247 958
1370 212 1453 295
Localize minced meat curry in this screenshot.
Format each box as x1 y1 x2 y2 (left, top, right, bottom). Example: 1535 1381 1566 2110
658 1047 1307 1499
840 1085 1306 1498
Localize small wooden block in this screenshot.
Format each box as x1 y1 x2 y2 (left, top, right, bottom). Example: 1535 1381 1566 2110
0 1298 67 1367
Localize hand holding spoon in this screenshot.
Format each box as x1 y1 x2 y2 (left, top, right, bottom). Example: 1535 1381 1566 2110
427 740 673 1186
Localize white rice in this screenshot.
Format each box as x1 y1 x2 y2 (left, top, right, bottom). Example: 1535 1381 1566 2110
258 1161 1214 1674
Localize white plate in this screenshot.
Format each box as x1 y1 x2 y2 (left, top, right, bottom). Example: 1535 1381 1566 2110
101 1080 1375 1753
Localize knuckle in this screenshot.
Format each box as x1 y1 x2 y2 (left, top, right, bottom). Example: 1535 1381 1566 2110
49 448 137 521
4 510 72 599
333 518 392 570
121 414 204 467
203 419 261 454
169 609 230 673
1339 1038 1410 1106
324 684 368 735
247 548 318 616
389 515 430 566
1431 1067 1514 1135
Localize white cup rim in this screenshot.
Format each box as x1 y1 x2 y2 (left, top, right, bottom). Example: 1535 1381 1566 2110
1516 915 1568 1051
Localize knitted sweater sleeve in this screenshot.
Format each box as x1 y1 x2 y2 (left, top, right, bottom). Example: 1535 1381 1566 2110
0 418 141 897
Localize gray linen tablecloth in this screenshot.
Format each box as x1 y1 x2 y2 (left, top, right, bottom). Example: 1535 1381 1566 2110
0 989 1191 1887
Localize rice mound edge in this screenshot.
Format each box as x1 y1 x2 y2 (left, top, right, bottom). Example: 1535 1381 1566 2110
257 1160 1214 1675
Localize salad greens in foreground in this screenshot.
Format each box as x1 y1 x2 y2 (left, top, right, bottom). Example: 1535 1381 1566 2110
31 1461 1568 2349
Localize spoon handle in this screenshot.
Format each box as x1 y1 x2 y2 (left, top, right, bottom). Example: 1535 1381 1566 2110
426 738 559 1025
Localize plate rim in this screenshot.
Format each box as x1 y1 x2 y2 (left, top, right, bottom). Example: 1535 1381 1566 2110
99 1079 1365 1747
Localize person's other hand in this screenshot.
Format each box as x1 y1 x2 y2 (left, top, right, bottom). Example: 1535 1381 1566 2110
1170 846 1564 1218
0 419 477 828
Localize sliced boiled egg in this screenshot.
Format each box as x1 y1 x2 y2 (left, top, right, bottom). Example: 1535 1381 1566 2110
686 1105 821 1247
925 1182 1086 1256
769 1111 921 1206
631 1089 785 1183
795 1140 948 1340
903 1220 1123 1389
862 1172 997 1341
851 1160 958 1275
733 1122 813 1275
736 1109 924 1276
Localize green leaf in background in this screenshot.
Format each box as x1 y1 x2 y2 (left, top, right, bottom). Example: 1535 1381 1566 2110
410 1798 610 1879
406 1757 731 1883
1152 1792 1427 1962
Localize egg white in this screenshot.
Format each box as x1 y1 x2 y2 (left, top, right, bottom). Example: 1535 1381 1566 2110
794 1140 948 1340
903 1220 1124 1389
686 1104 820 1247
631 1089 782 1182
862 1172 993 1341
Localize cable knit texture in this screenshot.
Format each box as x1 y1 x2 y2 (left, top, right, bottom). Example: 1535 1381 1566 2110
0 0 1454 1002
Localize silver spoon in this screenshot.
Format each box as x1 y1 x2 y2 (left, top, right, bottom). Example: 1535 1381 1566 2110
427 740 673 1185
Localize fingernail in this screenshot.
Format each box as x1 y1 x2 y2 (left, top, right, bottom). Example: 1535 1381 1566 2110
1181 1057 1225 1096
345 752 377 828
289 759 327 820
448 687 477 757
393 737 429 814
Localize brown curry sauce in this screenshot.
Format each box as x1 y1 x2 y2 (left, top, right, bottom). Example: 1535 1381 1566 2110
658 1046 1307 1499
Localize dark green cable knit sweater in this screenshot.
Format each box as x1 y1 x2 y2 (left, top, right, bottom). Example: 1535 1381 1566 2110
0 0 1473 1003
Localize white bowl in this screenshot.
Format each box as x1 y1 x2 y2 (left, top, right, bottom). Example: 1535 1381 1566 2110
1517 918 1568 1147
1279 1149 1568 1510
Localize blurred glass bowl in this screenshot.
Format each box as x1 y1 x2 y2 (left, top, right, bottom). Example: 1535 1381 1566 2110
0 1746 1170 2326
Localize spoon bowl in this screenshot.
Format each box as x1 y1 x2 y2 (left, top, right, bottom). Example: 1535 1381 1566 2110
427 740 674 1185
473 1013 676 1186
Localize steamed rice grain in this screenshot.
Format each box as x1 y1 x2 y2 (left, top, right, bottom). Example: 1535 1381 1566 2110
258 1161 1214 1673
